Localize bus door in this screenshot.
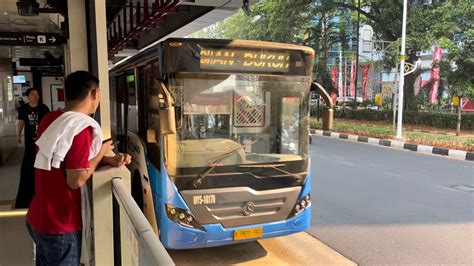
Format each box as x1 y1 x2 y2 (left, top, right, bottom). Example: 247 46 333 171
138 62 161 170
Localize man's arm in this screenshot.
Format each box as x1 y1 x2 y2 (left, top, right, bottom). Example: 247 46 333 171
65 133 114 189
101 153 132 167
66 147 110 189
17 120 25 144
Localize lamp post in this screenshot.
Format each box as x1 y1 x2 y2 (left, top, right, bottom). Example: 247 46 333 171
396 0 408 140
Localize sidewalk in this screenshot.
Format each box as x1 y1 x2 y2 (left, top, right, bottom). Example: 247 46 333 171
310 118 474 152
311 129 474 161
0 147 22 211
169 232 356 265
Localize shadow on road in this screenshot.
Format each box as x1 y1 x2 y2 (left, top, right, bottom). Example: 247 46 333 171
168 241 267 265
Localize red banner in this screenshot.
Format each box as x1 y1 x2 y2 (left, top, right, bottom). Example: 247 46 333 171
330 92 337 105
429 47 443 103
343 59 347 97
361 64 371 99
350 57 356 97
331 67 338 91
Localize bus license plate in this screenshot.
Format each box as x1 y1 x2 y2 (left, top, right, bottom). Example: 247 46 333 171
233 227 263 241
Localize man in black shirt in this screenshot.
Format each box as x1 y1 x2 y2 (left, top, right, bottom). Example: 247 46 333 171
15 88 50 209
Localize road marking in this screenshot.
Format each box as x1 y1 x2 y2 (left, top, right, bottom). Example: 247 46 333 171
368 138 380 145
337 161 358 166
348 135 358 141
391 140 404 149
381 171 403 178
448 150 467 160
417 145 433 153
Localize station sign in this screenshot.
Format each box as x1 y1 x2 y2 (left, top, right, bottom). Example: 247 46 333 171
19 58 62 66
0 32 66 46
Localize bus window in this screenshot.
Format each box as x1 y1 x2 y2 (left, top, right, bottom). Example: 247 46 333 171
281 97 302 154
116 74 128 152
126 72 139 133
109 77 117 139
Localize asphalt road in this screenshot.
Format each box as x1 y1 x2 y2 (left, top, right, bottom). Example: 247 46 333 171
307 135 474 265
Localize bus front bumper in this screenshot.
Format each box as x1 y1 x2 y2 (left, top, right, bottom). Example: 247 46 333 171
161 205 311 249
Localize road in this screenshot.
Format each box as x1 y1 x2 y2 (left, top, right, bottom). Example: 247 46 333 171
307 135 474 265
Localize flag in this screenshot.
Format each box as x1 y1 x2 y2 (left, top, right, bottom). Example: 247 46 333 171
331 67 338 92
361 64 371 99
350 55 356 97
429 47 443 104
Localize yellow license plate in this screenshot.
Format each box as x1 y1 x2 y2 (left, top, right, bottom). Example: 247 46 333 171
233 227 263 241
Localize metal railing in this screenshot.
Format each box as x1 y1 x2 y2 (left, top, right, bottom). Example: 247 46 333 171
112 177 174 266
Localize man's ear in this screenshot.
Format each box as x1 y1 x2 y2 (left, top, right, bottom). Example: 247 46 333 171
90 88 99 100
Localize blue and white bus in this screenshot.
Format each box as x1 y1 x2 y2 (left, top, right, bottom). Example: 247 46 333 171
109 38 314 249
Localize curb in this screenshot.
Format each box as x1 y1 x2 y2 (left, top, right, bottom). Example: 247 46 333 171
310 129 474 162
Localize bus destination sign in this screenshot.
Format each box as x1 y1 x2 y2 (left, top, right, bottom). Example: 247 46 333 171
200 49 290 73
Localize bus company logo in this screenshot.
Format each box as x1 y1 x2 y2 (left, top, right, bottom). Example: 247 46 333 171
242 201 256 216
193 194 216 205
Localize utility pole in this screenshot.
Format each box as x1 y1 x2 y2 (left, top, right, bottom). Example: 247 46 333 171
396 0 408 140
354 0 361 101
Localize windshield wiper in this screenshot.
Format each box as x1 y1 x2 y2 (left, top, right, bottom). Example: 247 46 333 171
238 163 304 183
192 140 258 188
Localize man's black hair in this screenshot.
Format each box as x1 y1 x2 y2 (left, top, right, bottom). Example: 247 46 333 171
65 71 100 102
25 87 39 96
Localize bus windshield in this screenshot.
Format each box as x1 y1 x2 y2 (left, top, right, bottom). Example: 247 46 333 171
166 73 310 188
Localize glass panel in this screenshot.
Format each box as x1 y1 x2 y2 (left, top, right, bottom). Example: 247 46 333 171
166 73 310 178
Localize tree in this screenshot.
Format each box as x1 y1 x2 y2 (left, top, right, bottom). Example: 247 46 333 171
214 0 313 43
213 0 338 93
438 27 474 135
332 0 471 110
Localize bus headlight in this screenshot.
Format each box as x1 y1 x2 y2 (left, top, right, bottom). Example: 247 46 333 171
165 204 205 231
288 193 311 218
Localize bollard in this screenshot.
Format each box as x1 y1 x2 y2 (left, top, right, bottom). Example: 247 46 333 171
321 108 333 131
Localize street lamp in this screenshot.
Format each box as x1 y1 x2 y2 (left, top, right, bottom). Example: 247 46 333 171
396 0 408 140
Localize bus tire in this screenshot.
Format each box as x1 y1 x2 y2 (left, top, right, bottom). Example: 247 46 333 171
132 171 144 212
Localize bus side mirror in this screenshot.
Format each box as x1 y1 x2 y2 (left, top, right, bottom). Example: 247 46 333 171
147 129 157 143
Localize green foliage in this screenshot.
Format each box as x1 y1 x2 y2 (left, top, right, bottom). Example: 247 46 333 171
214 0 313 43
334 109 474 130
332 0 473 105
362 99 375 107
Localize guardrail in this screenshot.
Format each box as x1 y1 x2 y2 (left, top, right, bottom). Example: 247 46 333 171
112 177 174 266
82 165 174 266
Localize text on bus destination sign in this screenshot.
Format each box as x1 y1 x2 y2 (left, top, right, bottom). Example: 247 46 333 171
200 49 290 72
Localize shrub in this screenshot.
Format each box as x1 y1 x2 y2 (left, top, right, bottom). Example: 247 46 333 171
333 109 474 130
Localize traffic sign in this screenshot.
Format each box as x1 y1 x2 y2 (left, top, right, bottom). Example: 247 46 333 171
453 96 459 106
0 32 66 46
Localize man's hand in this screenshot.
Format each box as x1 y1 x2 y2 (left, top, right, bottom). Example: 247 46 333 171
17 136 21 144
109 153 132 167
100 140 114 155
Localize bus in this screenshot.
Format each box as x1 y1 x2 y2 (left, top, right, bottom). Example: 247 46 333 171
109 38 314 249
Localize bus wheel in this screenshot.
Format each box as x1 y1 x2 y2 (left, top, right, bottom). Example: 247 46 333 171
132 171 144 212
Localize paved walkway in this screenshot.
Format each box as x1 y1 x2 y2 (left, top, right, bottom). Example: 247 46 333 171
0 148 22 211
169 232 355 265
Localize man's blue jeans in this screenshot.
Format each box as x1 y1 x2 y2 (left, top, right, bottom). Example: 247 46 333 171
26 222 82 266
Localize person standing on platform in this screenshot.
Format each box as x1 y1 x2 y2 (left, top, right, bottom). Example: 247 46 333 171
26 71 131 265
15 88 50 209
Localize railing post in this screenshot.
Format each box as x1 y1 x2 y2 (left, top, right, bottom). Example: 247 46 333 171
83 165 130 265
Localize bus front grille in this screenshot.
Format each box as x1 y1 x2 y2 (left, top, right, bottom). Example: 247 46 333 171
180 186 301 228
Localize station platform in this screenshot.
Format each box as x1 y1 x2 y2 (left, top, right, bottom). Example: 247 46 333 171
0 148 355 265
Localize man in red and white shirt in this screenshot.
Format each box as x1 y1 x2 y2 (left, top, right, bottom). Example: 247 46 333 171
26 71 131 265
